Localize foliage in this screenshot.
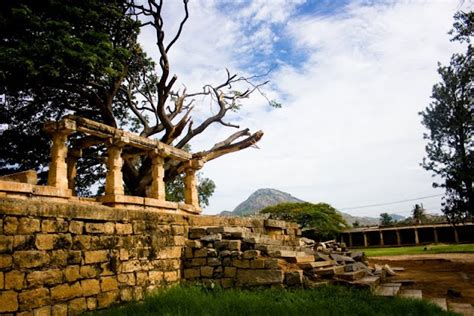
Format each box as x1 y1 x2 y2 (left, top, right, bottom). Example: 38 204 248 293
260 202 349 239
0 0 273 205
353 220 360 228
379 213 393 226
420 11 474 223
363 243 474 257
94 285 452 316
165 173 215 208
412 204 426 224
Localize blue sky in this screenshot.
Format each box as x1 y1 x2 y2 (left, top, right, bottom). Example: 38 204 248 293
139 0 473 217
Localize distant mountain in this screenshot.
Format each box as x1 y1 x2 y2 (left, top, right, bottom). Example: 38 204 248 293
224 188 304 216
219 188 404 226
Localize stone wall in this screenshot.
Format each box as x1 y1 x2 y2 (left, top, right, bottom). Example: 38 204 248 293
0 197 304 315
0 198 188 315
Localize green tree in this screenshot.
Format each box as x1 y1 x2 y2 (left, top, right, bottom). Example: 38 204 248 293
352 220 360 228
379 213 393 226
420 11 473 223
412 204 426 224
260 202 349 240
0 0 271 204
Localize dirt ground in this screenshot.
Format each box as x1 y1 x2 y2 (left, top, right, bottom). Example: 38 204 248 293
370 253 474 305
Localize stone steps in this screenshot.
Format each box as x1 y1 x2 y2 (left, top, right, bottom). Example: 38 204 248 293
448 303 474 316
374 283 401 296
399 289 423 299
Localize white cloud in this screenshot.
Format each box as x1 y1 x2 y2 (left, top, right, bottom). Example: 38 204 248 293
138 0 472 217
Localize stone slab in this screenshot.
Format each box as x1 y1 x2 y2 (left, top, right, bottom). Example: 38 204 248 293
399 289 422 300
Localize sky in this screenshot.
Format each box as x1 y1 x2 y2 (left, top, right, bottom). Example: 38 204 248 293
138 0 473 218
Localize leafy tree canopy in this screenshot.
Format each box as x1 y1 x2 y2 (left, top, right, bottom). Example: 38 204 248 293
379 213 393 227
420 11 473 223
260 202 349 240
0 0 271 205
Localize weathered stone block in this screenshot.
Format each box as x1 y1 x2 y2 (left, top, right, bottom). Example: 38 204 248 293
242 250 260 259
185 240 202 249
117 273 135 285
81 279 100 296
224 267 237 278
42 219 68 233
14 251 49 268
132 220 146 234
69 221 83 235
200 266 214 278
118 287 132 302
84 223 104 234
51 282 82 302
13 235 35 251
194 248 207 258
121 260 140 273
149 271 163 283
19 287 50 310
101 276 118 292
4 217 18 235
33 306 51 316
0 236 13 253
0 290 19 312
84 250 108 264
52 304 67 316
0 271 3 289
49 250 68 267
5 270 25 290
236 269 284 286
67 250 82 264
284 271 303 286
104 222 115 235
97 290 119 308
232 259 250 269
119 249 129 261
183 268 200 279
191 258 206 266
215 240 241 251
64 266 81 282
68 297 87 315
201 233 222 242
86 297 97 310
0 254 13 269
72 235 91 250
157 247 181 259
171 225 185 236
135 271 147 286
35 234 55 250
27 269 63 287
250 259 265 269
163 271 179 283
207 257 221 266
115 223 132 235
189 227 207 239
184 247 193 259
80 265 100 278
264 258 282 269
18 218 41 235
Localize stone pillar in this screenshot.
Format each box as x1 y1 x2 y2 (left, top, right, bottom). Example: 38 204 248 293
396 229 401 246
149 154 166 200
363 232 368 247
184 168 199 208
348 233 353 248
105 146 124 196
379 231 384 246
47 132 70 190
66 149 82 196
414 228 420 245
433 227 439 243
454 227 460 243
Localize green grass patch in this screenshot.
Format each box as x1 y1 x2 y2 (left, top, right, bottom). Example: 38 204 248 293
363 243 474 257
93 285 454 316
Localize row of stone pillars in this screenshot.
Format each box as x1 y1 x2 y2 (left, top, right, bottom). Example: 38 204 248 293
45 124 200 209
344 226 460 248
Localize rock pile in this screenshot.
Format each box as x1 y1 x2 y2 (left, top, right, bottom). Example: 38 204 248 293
182 224 386 290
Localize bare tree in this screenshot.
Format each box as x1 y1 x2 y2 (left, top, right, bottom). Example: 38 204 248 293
120 0 271 195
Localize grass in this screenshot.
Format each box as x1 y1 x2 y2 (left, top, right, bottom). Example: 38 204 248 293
363 243 474 257
93 285 454 316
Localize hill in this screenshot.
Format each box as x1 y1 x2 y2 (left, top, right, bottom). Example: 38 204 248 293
220 188 404 226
